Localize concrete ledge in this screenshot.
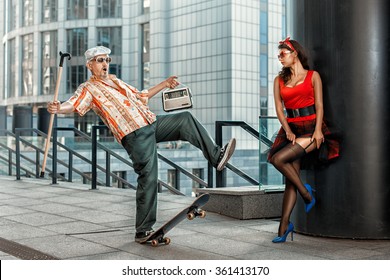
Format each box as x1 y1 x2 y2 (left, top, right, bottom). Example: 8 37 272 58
196 187 283 220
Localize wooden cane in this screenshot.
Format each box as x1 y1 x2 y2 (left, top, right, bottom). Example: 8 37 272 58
40 52 71 178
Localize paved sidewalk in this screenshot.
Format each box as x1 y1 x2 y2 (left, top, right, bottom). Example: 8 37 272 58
0 175 389 260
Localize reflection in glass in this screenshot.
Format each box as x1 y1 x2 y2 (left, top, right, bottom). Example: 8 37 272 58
142 23 150 88
23 0 34 26
97 27 122 78
41 31 58 95
22 34 34 96
67 0 88 20
42 0 58 23
66 28 88 92
97 0 121 18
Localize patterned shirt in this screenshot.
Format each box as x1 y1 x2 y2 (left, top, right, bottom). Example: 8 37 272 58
68 75 156 142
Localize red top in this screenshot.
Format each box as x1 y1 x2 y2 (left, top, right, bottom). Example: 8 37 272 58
279 70 316 122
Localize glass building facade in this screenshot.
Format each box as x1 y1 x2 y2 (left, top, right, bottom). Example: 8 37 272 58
0 0 286 150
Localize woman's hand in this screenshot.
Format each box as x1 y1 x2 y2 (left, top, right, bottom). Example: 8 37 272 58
286 131 296 145
311 129 324 149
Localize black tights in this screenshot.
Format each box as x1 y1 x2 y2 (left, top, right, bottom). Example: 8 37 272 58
270 141 314 236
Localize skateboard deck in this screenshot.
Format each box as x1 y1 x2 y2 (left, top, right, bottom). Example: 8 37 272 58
143 193 210 247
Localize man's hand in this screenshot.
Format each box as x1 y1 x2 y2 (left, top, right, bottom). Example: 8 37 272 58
47 101 74 114
47 101 61 114
165 76 179 89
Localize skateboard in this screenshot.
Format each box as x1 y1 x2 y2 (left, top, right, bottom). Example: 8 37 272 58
143 193 210 247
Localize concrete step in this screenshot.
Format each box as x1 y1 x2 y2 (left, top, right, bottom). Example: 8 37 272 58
196 186 283 220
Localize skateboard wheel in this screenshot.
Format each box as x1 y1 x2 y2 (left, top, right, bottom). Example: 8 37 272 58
164 237 171 245
151 239 159 247
198 210 206 218
187 212 195 220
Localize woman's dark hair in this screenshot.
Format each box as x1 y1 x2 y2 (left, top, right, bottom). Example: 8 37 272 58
278 40 310 84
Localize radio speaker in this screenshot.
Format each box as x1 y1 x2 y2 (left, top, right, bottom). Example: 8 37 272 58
162 87 193 112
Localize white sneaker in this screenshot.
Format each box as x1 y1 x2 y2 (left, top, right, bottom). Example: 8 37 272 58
216 138 236 171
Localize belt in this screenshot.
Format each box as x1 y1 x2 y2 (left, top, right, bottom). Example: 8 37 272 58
286 105 316 118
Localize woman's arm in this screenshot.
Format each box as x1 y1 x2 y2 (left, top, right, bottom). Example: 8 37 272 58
311 71 324 148
273 76 296 144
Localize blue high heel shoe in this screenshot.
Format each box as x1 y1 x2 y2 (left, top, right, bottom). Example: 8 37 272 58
272 222 294 243
304 183 316 213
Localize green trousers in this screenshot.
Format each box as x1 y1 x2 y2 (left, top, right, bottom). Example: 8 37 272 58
121 111 222 232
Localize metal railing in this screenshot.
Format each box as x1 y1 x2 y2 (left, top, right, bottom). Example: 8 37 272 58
1 120 269 194
258 116 285 192
90 125 193 195
215 121 261 187
0 129 41 178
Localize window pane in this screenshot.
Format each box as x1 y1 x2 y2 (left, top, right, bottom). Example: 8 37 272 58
8 39 16 97
42 0 58 23
41 31 58 95
67 0 88 20
260 12 268 44
8 0 17 31
22 34 34 96
66 28 88 92
23 0 34 27
97 0 121 18
97 27 122 78
143 0 150 14
142 23 150 88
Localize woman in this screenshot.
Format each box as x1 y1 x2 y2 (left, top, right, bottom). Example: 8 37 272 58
268 37 339 243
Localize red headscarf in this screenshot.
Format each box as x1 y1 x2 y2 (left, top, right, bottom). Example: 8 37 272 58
279 37 296 52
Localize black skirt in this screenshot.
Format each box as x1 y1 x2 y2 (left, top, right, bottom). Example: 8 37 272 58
267 119 340 170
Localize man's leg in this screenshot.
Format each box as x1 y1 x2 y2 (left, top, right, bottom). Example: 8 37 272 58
121 124 158 241
155 112 221 167
155 112 236 170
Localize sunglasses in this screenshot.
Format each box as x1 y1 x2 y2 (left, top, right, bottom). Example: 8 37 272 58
92 57 112 63
277 51 292 59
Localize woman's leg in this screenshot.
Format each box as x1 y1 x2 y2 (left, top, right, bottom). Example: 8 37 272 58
270 137 316 204
278 159 300 236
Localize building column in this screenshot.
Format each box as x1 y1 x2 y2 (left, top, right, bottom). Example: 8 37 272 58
291 0 390 238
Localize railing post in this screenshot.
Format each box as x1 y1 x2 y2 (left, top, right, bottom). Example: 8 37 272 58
215 121 223 146
15 130 20 180
8 150 12 176
207 162 213 188
35 150 40 178
68 152 73 182
215 121 226 187
105 151 110 187
91 126 98 190
175 169 180 191
52 127 58 184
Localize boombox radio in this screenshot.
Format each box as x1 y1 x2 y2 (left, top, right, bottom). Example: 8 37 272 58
162 86 193 112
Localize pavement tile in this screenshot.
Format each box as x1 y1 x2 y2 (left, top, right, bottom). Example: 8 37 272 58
73 251 149 260
58 209 130 224
17 235 118 259
0 222 58 240
1 176 390 261
25 203 87 214
41 221 112 235
122 241 235 260
0 205 34 217
0 197 47 207
5 212 76 227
